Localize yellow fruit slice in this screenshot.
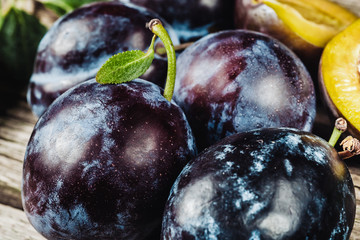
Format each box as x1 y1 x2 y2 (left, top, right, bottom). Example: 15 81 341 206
256 0 358 47
321 19 360 134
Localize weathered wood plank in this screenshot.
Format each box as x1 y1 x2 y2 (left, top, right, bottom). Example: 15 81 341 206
0 154 23 209
0 203 45 240
0 93 37 209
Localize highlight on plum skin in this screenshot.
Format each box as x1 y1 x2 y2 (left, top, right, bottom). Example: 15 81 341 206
173 30 316 151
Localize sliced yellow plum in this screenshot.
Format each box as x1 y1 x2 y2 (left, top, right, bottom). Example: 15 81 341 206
319 19 360 137
235 0 358 78
258 0 358 47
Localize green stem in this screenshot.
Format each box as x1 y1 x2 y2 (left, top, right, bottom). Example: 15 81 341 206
148 19 176 102
328 117 347 147
147 34 156 56
329 128 343 147
156 42 194 56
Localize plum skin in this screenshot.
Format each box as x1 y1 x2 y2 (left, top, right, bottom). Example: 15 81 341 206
119 0 235 42
27 1 179 117
161 128 356 239
173 30 316 151
22 79 197 239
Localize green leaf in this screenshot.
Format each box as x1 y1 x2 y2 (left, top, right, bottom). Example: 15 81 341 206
96 35 156 85
96 49 154 84
0 7 47 85
39 0 107 15
41 2 70 16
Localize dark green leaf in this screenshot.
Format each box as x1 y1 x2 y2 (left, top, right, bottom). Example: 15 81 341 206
96 49 155 84
0 7 47 85
41 3 69 16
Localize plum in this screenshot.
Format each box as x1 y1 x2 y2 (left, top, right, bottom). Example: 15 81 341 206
173 30 316 151
22 19 195 239
27 1 179 117
118 0 235 42
319 19 360 140
22 79 196 239
162 128 356 239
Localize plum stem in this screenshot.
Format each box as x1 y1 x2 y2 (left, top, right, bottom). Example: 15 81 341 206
339 136 360 159
147 19 176 102
156 42 194 56
328 117 347 147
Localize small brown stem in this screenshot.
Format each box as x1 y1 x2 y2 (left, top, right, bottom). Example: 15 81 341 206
146 18 162 32
174 42 194 52
338 150 354 160
335 117 347 132
338 136 360 160
328 117 347 147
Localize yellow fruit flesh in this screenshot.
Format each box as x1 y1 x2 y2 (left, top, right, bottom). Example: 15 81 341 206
321 19 360 133
258 0 357 47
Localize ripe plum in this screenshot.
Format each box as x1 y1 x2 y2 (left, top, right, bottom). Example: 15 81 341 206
27 1 179 117
22 79 196 239
162 128 356 239
173 30 316 151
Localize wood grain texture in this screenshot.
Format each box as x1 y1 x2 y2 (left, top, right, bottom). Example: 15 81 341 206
0 203 45 240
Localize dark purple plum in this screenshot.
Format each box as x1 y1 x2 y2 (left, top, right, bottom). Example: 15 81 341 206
173 30 316 151
118 0 235 42
27 1 179 117
22 78 196 239
162 128 356 239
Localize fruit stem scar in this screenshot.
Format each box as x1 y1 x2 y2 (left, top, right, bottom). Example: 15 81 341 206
147 19 176 102
339 136 360 159
328 117 347 147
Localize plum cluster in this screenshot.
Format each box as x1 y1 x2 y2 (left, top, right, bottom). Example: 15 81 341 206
22 1 359 239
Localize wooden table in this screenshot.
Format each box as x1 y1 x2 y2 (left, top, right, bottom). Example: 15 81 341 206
1 84 360 239
0 84 45 239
